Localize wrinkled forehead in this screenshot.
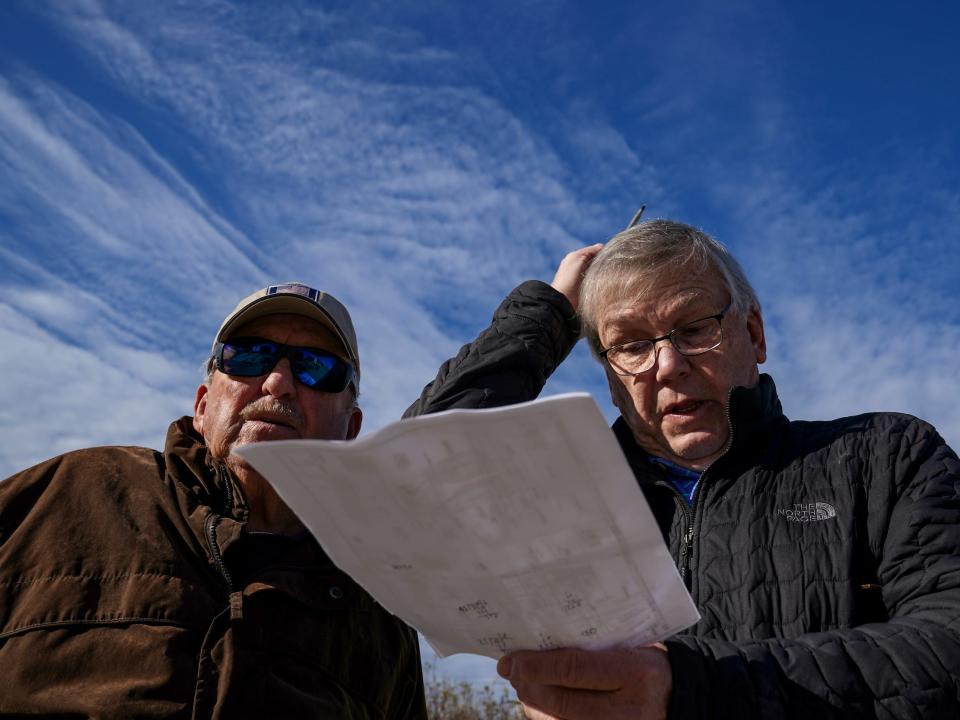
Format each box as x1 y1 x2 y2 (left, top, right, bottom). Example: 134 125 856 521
594 266 728 321
601 287 710 324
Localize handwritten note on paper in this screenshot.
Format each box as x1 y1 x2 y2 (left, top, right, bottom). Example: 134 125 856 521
235 393 699 659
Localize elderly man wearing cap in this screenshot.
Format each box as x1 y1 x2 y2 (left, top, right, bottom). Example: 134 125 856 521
0 283 426 719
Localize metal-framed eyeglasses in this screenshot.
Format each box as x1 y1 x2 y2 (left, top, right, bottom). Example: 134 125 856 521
598 302 732 376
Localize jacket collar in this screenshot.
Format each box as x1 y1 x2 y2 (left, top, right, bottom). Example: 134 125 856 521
162 417 336 586
163 416 218 498
613 373 784 483
162 416 249 521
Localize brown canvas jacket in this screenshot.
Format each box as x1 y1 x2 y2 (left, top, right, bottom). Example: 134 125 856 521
0 417 427 719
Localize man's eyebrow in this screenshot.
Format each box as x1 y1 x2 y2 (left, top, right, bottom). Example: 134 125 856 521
603 293 719 343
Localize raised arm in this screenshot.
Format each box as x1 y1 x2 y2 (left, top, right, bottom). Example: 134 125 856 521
403 245 602 418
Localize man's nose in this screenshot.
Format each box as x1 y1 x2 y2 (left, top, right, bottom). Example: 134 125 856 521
654 339 690 382
261 357 297 397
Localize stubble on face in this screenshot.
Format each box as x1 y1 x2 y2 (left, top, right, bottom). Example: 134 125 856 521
193 314 359 461
597 273 765 470
192 314 361 533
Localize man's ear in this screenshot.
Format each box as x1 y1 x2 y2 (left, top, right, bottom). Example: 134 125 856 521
747 307 767 365
193 384 209 436
346 406 363 440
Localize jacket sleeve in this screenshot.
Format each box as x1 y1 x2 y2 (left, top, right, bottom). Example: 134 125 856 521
403 280 580 418
666 420 960 719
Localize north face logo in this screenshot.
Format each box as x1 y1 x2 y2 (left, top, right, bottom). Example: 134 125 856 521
777 502 837 522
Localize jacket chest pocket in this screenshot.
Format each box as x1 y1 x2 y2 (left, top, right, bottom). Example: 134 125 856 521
0 570 219 640
695 489 871 638
763 494 874 633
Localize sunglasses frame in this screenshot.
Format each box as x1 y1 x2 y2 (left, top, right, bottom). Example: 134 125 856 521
214 336 356 394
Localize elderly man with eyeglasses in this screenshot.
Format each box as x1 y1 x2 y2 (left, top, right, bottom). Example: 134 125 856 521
0 284 427 719
408 219 960 720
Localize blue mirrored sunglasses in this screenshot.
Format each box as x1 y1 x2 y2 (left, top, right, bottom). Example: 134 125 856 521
215 337 356 393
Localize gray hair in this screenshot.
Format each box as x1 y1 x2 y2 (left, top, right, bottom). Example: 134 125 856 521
202 355 216 384
579 219 760 356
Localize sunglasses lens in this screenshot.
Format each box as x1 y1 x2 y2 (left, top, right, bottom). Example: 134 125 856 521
217 338 353 392
219 339 279 376
292 349 351 392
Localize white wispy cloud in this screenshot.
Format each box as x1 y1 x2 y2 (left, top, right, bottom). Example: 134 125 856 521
728 202 954 443
706 148 960 446
592 0 960 447
0 65 281 473
0 301 191 473
10 0 621 430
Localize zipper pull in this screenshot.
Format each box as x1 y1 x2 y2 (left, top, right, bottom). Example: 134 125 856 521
680 528 694 584
229 590 244 621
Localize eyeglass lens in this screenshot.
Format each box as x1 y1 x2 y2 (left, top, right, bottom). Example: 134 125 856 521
607 316 723 375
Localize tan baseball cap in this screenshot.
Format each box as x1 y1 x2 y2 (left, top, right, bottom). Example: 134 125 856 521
213 282 360 380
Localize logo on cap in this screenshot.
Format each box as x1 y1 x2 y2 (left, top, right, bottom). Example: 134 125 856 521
267 283 319 301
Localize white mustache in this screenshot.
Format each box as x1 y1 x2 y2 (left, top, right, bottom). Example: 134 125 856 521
240 398 304 429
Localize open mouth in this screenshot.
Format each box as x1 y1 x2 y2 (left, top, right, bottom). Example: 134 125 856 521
664 400 705 416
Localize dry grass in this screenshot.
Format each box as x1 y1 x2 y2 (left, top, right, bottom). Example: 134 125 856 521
424 664 524 720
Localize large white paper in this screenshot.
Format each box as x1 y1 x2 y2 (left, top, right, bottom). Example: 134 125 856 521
235 393 699 658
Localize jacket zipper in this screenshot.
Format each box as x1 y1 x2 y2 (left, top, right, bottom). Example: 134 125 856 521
641 476 693 583
205 462 235 594
678 387 736 590
193 464 243 716
679 526 694 585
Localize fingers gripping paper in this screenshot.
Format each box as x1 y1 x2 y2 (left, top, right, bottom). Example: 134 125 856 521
235 393 699 658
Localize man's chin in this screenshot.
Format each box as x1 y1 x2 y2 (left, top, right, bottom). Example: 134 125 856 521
665 433 728 470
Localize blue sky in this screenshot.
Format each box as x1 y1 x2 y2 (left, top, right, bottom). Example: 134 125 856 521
2 0 959 687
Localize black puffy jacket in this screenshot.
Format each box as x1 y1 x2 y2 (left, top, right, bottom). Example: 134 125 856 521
407 280 960 719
